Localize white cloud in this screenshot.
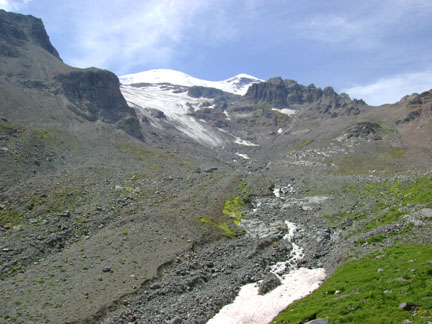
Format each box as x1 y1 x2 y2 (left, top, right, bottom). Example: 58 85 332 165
296 0 432 50
0 0 31 11
342 69 432 106
61 0 239 74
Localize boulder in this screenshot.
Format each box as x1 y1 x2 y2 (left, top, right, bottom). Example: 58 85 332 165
258 273 281 295
305 319 329 324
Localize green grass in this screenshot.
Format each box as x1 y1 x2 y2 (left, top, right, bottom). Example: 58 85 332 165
327 174 432 234
199 179 250 237
295 139 313 149
272 245 432 324
199 216 240 238
222 196 245 225
376 121 395 133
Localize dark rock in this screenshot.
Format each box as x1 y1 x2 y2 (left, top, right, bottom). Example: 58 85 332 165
150 109 166 119
0 10 61 59
258 273 281 295
345 122 382 141
305 319 329 324
188 86 224 99
168 316 182 324
103 267 111 273
204 167 218 173
150 283 161 290
396 109 422 124
243 77 364 116
186 275 207 289
55 69 143 140
60 210 71 217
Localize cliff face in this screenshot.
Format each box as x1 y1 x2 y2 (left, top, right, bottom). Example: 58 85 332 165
0 9 143 140
243 77 366 117
0 9 61 60
55 69 143 139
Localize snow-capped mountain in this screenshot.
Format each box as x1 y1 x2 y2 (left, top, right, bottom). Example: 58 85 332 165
119 69 262 96
121 83 227 146
119 69 263 147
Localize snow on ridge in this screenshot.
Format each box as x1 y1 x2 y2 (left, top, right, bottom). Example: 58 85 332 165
234 137 259 147
120 84 224 146
119 69 262 95
271 108 296 116
235 152 250 160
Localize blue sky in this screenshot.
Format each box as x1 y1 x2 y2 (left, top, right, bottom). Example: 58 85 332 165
1 0 432 105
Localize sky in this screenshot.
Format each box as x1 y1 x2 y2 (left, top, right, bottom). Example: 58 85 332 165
1 0 432 105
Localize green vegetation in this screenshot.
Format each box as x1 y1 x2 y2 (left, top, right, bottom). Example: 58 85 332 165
31 129 54 145
199 179 250 237
388 148 405 159
367 235 386 244
272 245 432 324
295 139 313 149
325 174 432 235
199 217 239 238
376 121 395 133
222 196 245 225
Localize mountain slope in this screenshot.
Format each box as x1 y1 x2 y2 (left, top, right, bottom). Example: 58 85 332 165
0 9 431 324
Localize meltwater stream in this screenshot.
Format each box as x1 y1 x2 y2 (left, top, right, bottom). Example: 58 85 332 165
207 205 326 324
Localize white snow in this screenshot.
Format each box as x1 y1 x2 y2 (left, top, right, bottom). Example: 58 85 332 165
234 137 259 146
121 84 224 146
278 128 283 134
224 111 231 120
272 108 297 116
119 71 263 146
235 153 250 160
206 268 325 324
119 69 262 96
207 220 325 324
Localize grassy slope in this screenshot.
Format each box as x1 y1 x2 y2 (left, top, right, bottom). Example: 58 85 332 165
272 245 432 324
272 173 432 324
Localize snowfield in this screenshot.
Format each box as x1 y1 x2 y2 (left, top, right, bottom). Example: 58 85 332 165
121 84 225 146
120 69 262 96
206 267 325 324
119 70 263 147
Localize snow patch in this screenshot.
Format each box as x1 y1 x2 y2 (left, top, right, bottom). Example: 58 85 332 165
272 108 296 116
120 69 262 95
235 153 250 160
210 216 326 324
206 268 325 324
278 128 283 134
234 137 259 146
273 185 295 198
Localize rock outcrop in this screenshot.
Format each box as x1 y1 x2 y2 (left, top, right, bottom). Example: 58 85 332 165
243 77 365 117
0 9 61 60
55 69 143 139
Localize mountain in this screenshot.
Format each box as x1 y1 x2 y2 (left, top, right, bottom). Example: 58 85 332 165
120 69 262 95
1 10 431 324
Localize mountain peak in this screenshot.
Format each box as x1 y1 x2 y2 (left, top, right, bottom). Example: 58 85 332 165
119 69 262 95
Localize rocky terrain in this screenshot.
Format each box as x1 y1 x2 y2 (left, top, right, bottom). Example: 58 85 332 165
0 9 431 324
